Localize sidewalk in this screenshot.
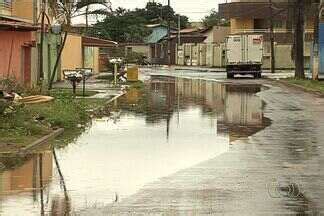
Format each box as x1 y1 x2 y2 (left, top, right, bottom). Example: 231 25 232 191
53 75 125 99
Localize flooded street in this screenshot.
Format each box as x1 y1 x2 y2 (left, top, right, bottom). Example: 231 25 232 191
0 76 269 215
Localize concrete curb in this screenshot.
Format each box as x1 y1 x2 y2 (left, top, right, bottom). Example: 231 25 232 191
105 91 127 105
20 128 64 153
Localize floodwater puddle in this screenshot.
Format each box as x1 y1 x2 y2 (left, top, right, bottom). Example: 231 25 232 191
0 76 270 215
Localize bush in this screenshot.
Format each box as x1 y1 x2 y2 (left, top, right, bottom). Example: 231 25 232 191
0 78 24 94
125 51 144 64
0 99 9 114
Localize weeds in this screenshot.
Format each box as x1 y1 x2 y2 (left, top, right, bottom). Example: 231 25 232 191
0 83 106 150
284 78 324 93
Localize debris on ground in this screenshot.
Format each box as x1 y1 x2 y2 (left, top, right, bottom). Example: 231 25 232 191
18 95 54 104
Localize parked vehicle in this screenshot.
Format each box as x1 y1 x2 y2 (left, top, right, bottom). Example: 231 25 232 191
225 34 263 79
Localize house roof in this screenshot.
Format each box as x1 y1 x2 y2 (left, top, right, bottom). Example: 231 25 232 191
0 19 39 31
146 23 166 28
145 25 168 44
0 14 32 24
169 34 207 40
178 28 200 34
200 26 212 33
200 26 230 34
0 14 39 31
146 23 178 30
82 36 118 47
120 42 148 46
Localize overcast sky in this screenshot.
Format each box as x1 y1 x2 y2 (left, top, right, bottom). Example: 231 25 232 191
109 0 227 21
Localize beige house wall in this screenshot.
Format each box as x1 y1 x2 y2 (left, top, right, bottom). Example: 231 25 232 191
204 30 214 44
62 34 100 76
199 44 207 66
84 47 100 73
93 47 99 73
61 34 83 76
263 42 312 69
177 42 311 69
203 26 230 44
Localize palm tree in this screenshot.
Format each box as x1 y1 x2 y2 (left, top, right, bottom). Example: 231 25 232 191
47 0 111 90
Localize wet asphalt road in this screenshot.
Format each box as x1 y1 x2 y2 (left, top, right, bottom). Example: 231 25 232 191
80 71 324 215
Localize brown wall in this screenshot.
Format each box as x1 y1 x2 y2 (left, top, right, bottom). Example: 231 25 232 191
0 152 53 194
0 31 35 85
230 18 254 33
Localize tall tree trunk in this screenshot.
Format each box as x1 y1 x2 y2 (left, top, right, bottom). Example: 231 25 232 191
294 0 305 79
312 4 320 80
48 31 68 90
269 0 275 73
39 9 45 85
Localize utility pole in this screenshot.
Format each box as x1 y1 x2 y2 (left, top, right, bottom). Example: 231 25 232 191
178 15 181 45
85 6 89 33
269 0 275 73
39 0 45 85
312 2 320 80
167 0 171 67
294 0 305 79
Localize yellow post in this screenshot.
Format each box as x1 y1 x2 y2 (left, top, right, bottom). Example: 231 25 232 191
127 66 139 82
114 63 118 85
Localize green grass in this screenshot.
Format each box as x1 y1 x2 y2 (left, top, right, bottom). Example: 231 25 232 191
50 89 99 97
0 79 141 151
0 90 107 151
283 78 324 93
95 74 114 81
0 104 51 150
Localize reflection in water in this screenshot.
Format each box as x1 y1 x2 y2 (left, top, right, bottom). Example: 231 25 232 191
0 76 268 215
0 152 53 215
129 76 269 142
0 149 70 215
0 152 52 195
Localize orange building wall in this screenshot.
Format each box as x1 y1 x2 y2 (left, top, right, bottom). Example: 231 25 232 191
0 152 53 194
0 31 35 84
11 0 34 23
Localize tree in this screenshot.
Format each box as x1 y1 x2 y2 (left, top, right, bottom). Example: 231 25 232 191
312 0 320 80
202 10 229 28
294 0 305 79
139 2 188 28
89 2 189 43
89 7 151 43
47 0 111 90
